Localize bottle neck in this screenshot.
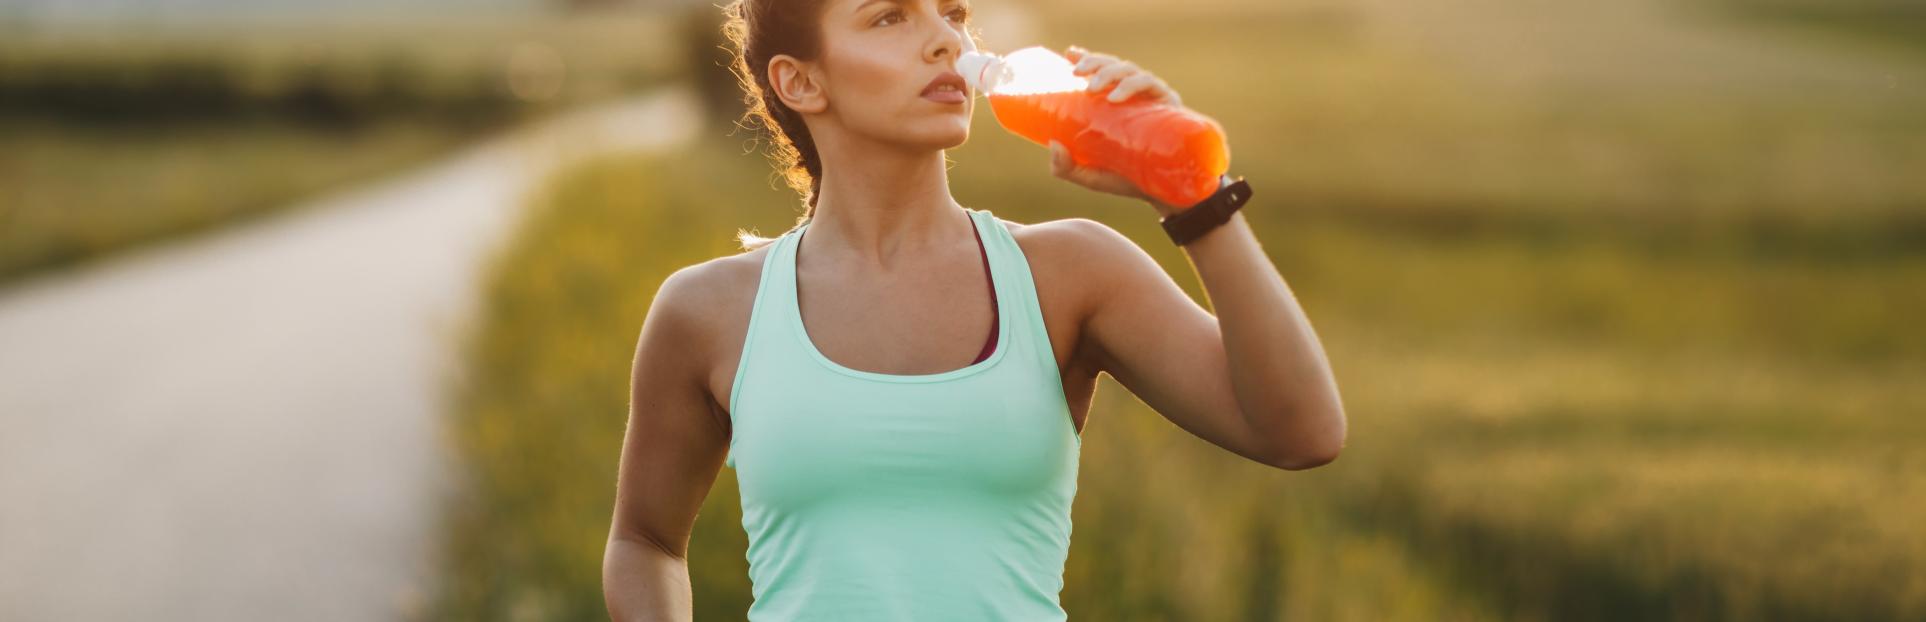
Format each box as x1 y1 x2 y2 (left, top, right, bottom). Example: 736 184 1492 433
956 51 1007 93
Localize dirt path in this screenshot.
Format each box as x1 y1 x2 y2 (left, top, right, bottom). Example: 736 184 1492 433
0 87 699 622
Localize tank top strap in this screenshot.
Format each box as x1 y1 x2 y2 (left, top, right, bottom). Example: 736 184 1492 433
967 207 1060 378
725 224 801 465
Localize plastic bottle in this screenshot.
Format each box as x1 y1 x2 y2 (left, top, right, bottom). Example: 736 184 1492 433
956 46 1230 209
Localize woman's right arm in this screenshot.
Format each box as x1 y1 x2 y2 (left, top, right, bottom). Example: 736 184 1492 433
604 265 733 622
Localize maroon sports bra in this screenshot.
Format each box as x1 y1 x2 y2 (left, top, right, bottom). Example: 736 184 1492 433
969 222 999 364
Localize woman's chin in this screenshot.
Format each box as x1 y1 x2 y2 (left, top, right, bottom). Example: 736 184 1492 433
903 127 970 152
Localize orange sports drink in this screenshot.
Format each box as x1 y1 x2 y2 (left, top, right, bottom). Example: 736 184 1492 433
956 46 1230 209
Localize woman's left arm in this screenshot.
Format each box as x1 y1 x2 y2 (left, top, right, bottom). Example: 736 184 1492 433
1053 47 1347 470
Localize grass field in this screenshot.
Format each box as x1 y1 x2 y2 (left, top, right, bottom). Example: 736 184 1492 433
0 12 674 285
0 119 467 282
1688 0 1926 57
436 0 1925 619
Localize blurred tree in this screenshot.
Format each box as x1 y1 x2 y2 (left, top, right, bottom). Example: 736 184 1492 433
678 3 743 129
555 0 629 11
554 0 712 11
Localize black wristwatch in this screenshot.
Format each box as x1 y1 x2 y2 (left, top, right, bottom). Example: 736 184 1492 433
1159 175 1252 246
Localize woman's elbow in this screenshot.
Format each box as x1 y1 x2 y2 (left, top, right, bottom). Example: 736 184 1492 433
1273 447 1340 471
1266 409 1347 471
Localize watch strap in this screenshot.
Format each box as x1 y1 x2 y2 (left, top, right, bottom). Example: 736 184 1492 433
1160 175 1251 246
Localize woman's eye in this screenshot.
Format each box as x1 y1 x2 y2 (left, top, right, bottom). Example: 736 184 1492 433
869 6 965 27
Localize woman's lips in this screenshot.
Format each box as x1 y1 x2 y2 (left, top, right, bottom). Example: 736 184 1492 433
921 71 969 105
923 88 967 104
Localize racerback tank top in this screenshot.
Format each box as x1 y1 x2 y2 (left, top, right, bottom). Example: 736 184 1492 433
726 207 1082 621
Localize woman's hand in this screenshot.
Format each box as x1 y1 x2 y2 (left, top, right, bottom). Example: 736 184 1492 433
1068 46 1183 107
1048 46 1189 216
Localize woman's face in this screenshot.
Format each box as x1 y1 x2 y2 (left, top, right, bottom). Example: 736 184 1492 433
813 0 977 152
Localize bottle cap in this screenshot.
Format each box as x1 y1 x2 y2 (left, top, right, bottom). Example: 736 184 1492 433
954 51 1002 93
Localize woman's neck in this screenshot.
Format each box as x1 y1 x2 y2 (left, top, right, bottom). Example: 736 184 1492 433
806 132 969 271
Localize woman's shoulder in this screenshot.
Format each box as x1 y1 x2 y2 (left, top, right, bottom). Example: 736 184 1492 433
663 243 776 313
996 214 1131 253
647 244 778 363
994 213 1152 319
997 214 1145 280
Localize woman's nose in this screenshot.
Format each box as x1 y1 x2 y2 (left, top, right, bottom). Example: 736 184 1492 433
925 21 964 63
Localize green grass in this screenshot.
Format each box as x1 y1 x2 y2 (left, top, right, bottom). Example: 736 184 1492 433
437 0 1926 619
1685 0 1926 57
0 13 676 121
0 12 677 285
0 119 466 282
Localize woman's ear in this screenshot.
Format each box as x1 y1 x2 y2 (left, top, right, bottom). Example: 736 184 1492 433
768 54 827 114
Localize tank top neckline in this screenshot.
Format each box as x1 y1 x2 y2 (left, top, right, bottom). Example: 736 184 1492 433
785 207 1013 384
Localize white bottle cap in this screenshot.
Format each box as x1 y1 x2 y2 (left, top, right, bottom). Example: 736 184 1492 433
954 51 1002 93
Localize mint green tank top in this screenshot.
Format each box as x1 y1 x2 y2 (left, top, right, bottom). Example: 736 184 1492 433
725 207 1083 621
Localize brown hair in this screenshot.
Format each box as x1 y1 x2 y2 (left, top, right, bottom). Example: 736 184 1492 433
722 0 830 251
721 0 982 251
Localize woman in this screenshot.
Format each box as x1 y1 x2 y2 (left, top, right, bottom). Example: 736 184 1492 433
604 0 1347 619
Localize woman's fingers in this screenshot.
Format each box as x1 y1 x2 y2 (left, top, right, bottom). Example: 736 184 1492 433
1048 141 1094 184
1107 73 1176 104
1048 141 1071 177
1085 60 1140 95
1050 140 1142 198
1071 50 1119 76
1069 48 1182 103
1071 49 1157 102
1049 141 1098 185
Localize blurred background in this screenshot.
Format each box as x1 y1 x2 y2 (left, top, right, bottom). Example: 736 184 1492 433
1 0 1921 620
